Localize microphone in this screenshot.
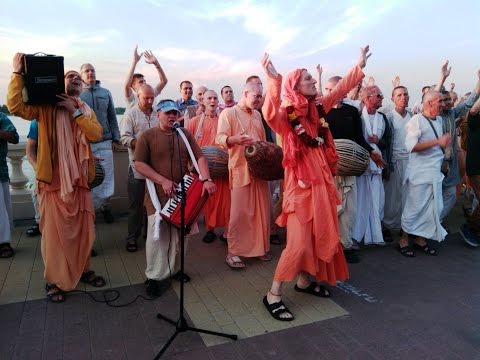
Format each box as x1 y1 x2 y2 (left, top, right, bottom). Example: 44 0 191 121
173 121 181 129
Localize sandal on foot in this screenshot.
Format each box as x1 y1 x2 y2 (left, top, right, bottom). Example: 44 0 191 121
126 240 137 253
26 224 41 237
257 253 272 261
397 244 415 257
0 243 14 258
263 296 294 321
80 271 106 287
45 283 65 303
225 256 245 269
202 231 216 243
413 243 437 256
294 282 331 298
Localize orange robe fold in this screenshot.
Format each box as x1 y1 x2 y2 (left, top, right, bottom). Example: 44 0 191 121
186 113 230 228
262 66 364 284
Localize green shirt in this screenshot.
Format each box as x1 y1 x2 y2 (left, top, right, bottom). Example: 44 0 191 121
467 112 480 176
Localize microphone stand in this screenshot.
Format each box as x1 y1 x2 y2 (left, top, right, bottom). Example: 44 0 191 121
153 125 237 359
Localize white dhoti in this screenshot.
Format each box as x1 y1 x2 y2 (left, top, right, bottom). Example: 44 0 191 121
352 172 385 245
383 159 408 230
401 180 447 242
336 175 356 249
90 141 115 210
440 184 457 222
0 181 13 244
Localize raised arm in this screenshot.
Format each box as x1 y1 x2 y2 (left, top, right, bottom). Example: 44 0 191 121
7 53 40 120
320 45 370 112
451 69 480 118
124 46 142 100
434 60 451 92
316 64 323 97
144 50 168 96
260 53 289 136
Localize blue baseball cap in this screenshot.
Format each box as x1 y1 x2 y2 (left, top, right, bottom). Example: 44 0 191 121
156 99 180 114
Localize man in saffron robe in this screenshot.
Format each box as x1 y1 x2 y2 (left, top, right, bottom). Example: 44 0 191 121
7 53 105 303
261 46 371 321
217 83 271 269
186 90 230 243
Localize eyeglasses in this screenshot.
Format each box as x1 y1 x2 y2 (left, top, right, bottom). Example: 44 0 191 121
369 93 383 99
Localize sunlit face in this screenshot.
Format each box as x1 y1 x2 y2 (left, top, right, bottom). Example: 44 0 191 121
324 80 338 96
366 86 384 109
196 86 208 102
425 93 442 117
297 70 317 98
180 82 193 100
132 77 146 91
80 64 96 85
65 72 82 96
222 87 234 102
244 86 263 110
202 90 219 113
157 109 179 131
392 87 409 109
137 86 155 112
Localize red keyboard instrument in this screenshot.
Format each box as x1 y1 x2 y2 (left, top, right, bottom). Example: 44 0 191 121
160 174 209 230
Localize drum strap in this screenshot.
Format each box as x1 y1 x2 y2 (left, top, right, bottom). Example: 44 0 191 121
146 127 202 241
194 113 205 140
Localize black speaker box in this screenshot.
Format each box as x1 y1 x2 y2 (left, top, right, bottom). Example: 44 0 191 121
23 53 65 104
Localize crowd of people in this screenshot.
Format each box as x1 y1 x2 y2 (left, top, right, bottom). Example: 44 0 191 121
1 45 479 322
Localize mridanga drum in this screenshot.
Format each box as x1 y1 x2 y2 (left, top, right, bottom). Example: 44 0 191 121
244 141 284 181
89 159 105 189
334 139 370 176
188 146 228 178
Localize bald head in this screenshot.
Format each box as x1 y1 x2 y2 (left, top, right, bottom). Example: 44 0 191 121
202 90 219 114
137 84 155 112
422 90 442 118
196 86 208 102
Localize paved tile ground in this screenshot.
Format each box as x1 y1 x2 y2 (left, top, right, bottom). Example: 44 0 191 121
1 203 479 359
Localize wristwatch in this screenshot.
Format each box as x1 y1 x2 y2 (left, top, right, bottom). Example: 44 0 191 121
202 178 213 183
73 108 83 118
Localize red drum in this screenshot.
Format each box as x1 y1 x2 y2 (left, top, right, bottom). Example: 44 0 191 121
334 139 370 176
244 141 284 181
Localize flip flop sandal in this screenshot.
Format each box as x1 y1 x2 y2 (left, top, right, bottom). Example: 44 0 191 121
45 283 66 303
257 254 272 261
80 271 106 287
225 256 245 269
294 282 331 298
413 243 437 256
262 296 294 321
126 240 138 252
26 224 41 237
397 244 415 257
0 243 14 258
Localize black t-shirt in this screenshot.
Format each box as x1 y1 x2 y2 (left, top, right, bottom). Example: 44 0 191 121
466 112 480 176
325 103 373 153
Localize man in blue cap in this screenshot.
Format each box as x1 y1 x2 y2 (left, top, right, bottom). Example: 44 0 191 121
134 99 216 297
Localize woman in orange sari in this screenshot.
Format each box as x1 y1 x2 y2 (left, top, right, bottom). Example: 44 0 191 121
261 46 371 320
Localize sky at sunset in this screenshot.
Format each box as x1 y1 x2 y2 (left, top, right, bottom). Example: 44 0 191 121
1 0 479 108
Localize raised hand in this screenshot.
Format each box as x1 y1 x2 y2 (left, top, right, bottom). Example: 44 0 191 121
450 82 455 91
144 50 159 66
365 76 376 87
392 75 400 88
261 53 278 79
440 60 451 80
133 45 141 64
316 64 323 76
13 52 25 73
357 45 372 69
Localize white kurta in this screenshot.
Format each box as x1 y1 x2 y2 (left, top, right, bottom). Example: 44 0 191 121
352 109 385 245
383 110 411 230
401 114 447 241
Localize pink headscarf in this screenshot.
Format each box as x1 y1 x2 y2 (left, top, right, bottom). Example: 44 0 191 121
281 68 338 180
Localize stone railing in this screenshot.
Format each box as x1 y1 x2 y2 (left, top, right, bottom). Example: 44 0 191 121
7 142 129 221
